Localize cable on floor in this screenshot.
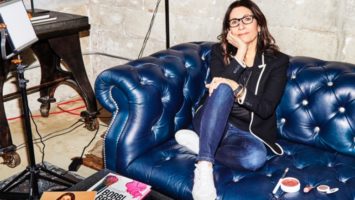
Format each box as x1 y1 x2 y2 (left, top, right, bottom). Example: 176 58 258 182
29 109 46 166
68 124 101 171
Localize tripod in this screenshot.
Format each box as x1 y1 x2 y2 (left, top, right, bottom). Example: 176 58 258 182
0 58 78 200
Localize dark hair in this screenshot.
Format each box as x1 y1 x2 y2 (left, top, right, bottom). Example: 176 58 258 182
218 0 279 64
56 192 76 200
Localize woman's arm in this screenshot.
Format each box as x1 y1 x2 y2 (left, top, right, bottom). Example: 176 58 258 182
210 43 245 80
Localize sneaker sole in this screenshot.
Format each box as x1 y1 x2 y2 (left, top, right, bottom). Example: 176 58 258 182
175 129 199 154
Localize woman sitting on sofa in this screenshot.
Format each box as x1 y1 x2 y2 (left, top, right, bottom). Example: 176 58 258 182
175 0 289 199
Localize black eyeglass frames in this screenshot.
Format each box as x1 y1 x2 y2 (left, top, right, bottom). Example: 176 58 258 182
229 15 254 27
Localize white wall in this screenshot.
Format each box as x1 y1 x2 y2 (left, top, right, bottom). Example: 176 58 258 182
4 0 355 117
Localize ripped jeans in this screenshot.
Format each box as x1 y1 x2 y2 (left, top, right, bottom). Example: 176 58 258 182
193 84 267 171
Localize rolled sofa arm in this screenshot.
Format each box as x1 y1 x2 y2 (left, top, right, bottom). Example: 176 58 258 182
94 42 214 172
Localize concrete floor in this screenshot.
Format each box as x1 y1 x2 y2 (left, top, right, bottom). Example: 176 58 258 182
0 97 109 181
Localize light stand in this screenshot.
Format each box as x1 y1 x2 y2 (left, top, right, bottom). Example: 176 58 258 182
165 0 170 49
30 0 34 16
0 57 78 200
0 0 78 199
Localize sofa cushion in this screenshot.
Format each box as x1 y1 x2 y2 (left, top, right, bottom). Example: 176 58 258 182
124 138 355 200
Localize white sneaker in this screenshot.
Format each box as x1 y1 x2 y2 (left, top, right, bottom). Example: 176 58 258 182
192 162 217 200
175 129 199 154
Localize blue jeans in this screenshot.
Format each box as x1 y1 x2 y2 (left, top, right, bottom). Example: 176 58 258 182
193 84 267 171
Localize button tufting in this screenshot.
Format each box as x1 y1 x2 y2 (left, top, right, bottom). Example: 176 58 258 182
339 177 347 183
327 81 333 86
140 80 146 85
281 118 286 123
314 126 320 133
232 176 241 182
164 73 173 79
291 75 296 80
302 99 308 106
338 107 345 113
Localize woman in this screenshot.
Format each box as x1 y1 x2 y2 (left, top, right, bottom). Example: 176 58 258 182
175 1 289 199
56 192 75 200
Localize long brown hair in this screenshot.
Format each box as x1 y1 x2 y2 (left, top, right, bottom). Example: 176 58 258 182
56 192 75 200
218 0 279 64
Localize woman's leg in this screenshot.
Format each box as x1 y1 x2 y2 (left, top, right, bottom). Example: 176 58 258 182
215 123 267 171
192 84 235 163
191 84 234 200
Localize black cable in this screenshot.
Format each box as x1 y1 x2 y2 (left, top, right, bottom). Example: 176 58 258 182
68 123 101 171
16 105 111 149
16 120 84 150
14 115 107 172
82 52 132 61
138 0 162 58
81 125 100 159
29 109 46 166
31 121 85 144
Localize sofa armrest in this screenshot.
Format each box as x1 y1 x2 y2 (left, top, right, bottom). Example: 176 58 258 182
95 42 214 172
95 57 185 172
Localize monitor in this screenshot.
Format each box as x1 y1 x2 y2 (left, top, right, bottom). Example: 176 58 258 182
0 0 38 59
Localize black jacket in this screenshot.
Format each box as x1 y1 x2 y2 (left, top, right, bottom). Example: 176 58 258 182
209 43 289 155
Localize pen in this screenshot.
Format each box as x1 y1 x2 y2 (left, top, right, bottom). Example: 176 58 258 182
272 167 289 194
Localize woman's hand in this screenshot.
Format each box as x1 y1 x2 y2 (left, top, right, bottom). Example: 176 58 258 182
226 30 247 61
206 77 239 96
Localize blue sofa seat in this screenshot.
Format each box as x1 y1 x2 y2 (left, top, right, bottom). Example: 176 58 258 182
95 42 355 200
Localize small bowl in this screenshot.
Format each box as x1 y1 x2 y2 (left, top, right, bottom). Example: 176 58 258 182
280 177 300 193
316 185 330 193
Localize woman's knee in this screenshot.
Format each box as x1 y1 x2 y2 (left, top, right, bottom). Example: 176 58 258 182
240 151 267 171
213 83 233 96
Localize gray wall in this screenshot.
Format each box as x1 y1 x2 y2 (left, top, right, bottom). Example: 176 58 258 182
5 0 355 116
86 0 355 70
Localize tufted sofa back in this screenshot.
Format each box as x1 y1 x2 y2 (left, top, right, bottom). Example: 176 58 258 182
276 57 355 157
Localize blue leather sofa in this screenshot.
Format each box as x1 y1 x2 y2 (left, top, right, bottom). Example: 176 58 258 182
95 42 355 200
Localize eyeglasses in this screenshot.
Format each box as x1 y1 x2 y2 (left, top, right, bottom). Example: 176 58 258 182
229 15 254 28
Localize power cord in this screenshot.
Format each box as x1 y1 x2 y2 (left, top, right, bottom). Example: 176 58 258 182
138 0 162 58
82 52 132 61
17 112 104 172
68 124 100 171
29 109 46 166
14 104 86 171
15 119 84 150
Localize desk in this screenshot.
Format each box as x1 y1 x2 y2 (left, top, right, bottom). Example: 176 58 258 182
0 11 98 166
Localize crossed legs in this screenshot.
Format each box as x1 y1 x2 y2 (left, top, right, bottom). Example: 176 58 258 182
176 84 267 200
